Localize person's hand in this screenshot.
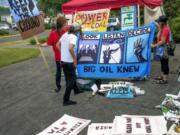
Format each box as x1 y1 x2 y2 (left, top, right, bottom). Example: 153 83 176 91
73 58 77 68
151 44 155 48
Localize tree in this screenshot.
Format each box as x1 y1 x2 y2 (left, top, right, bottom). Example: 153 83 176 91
163 0 180 42
163 0 180 19
37 0 68 18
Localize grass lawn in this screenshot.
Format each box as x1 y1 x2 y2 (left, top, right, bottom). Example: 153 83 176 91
0 48 40 67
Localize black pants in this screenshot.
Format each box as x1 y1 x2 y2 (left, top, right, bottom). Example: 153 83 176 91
61 62 79 102
160 57 169 75
55 61 61 89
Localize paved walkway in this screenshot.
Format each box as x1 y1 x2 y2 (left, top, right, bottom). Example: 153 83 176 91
0 44 180 135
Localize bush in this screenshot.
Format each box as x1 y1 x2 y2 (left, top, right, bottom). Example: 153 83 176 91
29 37 48 45
170 17 180 43
29 38 36 45
39 37 48 44
0 30 9 36
44 23 51 30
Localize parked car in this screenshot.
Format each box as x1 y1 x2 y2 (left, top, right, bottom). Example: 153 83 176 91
11 23 18 30
0 23 10 30
107 17 120 31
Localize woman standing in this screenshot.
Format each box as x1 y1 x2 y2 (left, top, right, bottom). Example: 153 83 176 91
151 16 171 84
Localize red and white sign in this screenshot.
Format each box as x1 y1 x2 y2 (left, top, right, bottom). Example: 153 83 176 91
37 114 90 135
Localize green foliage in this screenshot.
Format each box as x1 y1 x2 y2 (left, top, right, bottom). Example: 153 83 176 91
44 23 51 30
164 0 180 43
170 17 180 43
163 0 180 19
37 0 68 17
0 30 9 36
29 37 48 45
39 37 48 44
29 39 36 45
0 6 9 12
0 48 39 67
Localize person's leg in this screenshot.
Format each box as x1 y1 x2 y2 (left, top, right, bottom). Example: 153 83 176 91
62 62 76 104
155 58 164 80
162 58 169 81
55 61 61 92
70 67 83 94
95 79 102 89
157 58 169 84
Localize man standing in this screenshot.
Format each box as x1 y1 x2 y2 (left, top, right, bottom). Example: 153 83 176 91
58 25 83 106
47 16 69 92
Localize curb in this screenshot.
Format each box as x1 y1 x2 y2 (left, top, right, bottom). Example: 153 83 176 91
0 34 20 39
0 40 29 46
0 30 51 39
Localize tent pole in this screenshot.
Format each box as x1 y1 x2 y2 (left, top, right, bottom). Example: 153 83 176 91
137 4 140 27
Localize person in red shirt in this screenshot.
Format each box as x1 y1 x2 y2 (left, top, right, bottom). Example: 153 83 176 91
151 15 171 84
47 16 69 92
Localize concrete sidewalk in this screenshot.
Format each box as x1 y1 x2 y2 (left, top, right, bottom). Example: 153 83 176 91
0 45 180 135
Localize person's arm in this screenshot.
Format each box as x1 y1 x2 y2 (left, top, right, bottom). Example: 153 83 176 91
56 40 61 50
151 36 166 48
47 32 53 46
69 43 77 67
151 28 168 48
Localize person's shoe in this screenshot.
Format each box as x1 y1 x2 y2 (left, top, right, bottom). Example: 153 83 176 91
156 79 168 84
63 100 77 106
154 76 163 80
74 90 84 95
54 86 61 93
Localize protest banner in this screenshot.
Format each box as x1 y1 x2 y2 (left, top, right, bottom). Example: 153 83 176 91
73 9 110 32
37 114 91 135
121 6 137 30
76 23 156 78
111 115 167 135
87 123 113 135
8 0 44 39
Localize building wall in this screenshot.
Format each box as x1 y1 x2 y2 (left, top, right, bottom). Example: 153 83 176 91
1 15 13 24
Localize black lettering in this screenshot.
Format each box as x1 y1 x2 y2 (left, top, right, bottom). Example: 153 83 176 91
117 66 139 73
99 66 113 73
103 32 125 39
8 0 17 9
84 66 95 72
146 125 152 133
82 34 98 39
128 27 151 37
100 66 105 72
18 16 40 32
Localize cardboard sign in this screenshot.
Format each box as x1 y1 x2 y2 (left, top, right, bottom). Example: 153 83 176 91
121 6 137 30
37 114 91 135
111 115 167 135
17 15 44 39
106 86 134 99
76 23 156 78
87 123 113 135
8 0 44 39
73 9 110 32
